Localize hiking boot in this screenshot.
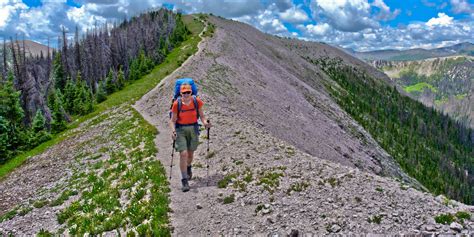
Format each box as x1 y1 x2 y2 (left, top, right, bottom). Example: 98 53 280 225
187 165 193 180
181 179 190 192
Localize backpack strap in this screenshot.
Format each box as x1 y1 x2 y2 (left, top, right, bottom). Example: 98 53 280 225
177 97 182 119
193 95 200 120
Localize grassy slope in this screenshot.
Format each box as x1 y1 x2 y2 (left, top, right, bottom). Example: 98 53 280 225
404 82 438 93
0 15 203 180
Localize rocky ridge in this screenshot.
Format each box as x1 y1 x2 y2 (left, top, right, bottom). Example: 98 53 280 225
134 15 474 235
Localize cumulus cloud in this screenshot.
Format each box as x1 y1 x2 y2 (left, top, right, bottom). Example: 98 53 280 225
426 12 454 27
341 15 472 51
162 0 265 18
66 5 107 32
0 1 72 42
450 0 474 16
279 5 309 23
372 0 401 21
310 0 379 32
252 9 288 34
0 0 27 30
305 23 331 35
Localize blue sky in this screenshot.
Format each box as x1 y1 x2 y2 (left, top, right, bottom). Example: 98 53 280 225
0 0 473 51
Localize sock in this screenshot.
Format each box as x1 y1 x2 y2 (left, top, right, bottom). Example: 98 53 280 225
187 165 192 172
181 171 188 180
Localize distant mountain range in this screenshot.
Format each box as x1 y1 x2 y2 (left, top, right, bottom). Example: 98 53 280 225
347 42 474 61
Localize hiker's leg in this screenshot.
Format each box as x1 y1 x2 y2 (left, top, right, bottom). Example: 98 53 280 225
179 150 189 179
187 150 194 166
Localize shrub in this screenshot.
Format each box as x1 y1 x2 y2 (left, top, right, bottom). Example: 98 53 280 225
434 213 455 224
223 194 235 204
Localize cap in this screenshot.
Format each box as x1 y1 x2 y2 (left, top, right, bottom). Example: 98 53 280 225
180 84 192 93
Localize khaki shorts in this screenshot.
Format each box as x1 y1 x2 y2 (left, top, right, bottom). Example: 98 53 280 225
175 125 199 152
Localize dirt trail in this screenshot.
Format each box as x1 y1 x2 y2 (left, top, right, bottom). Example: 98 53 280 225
132 19 221 235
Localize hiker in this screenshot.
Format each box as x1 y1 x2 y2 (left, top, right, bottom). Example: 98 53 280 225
169 83 211 192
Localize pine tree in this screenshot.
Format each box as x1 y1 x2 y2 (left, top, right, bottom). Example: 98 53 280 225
0 72 24 125
0 115 12 163
31 109 51 146
48 89 67 133
129 59 139 81
62 79 76 113
117 66 125 90
32 110 46 132
52 53 66 91
105 69 116 94
0 71 25 160
74 79 93 115
96 81 107 103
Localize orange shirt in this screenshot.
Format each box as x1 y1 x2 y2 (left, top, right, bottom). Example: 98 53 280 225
172 97 204 125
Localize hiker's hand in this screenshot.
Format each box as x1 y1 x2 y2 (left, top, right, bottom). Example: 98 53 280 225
204 121 211 129
171 131 177 140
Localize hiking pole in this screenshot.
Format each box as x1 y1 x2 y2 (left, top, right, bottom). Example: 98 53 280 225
169 139 176 180
206 119 210 186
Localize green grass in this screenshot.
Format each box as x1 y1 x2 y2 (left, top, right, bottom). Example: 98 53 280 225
326 177 340 187
455 94 468 100
287 181 310 194
404 82 438 93
257 170 284 193
434 213 455 224
217 173 238 188
56 106 171 235
0 207 18 222
223 194 235 204
435 96 449 106
367 215 383 224
0 15 204 180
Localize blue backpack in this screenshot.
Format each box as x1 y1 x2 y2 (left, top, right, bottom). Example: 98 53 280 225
170 78 200 122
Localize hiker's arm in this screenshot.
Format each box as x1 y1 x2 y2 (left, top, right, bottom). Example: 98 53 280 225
199 108 211 128
170 112 177 139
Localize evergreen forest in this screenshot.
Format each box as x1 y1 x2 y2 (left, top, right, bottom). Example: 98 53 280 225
0 9 189 163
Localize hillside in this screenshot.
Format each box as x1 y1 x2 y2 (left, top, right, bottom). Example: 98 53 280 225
351 42 474 61
370 56 474 128
1 40 52 58
0 40 53 75
0 14 473 236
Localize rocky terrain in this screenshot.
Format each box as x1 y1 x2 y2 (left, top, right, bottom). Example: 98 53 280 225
1 15 473 235
134 16 474 235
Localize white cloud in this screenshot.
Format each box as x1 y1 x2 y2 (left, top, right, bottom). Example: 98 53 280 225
177 0 264 18
305 23 331 35
279 6 309 24
426 13 453 27
310 0 379 32
255 9 288 33
363 32 376 40
67 5 107 32
450 0 473 15
0 0 27 29
372 0 400 21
